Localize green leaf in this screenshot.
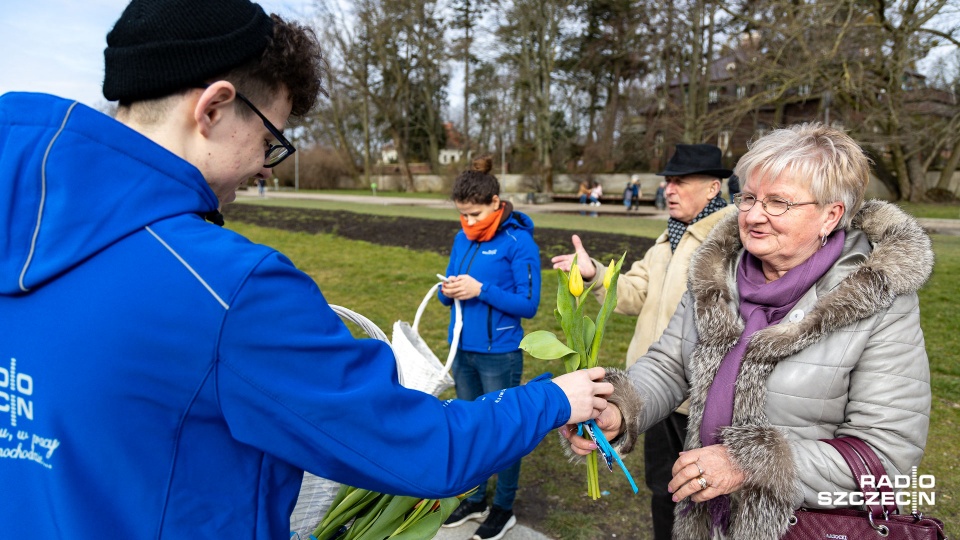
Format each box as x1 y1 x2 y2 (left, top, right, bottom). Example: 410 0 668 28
314 487 381 540
389 506 446 539
562 351 581 373
556 269 575 344
588 252 627 368
582 317 596 360
351 495 420 539
519 330 577 360
569 299 587 370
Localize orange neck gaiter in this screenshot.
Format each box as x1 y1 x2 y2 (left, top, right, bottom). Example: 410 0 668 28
461 204 504 242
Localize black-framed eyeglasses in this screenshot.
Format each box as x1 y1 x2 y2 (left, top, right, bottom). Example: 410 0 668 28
232 92 296 168
733 193 818 216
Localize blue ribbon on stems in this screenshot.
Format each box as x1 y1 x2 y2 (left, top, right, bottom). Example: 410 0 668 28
578 419 639 494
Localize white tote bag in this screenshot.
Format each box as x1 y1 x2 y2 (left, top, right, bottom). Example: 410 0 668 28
390 281 461 397
290 287 461 537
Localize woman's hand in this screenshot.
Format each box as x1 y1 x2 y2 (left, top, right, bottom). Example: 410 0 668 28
440 275 482 300
668 445 746 503
559 402 623 455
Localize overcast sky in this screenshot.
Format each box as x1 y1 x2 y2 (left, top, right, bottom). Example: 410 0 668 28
0 0 314 109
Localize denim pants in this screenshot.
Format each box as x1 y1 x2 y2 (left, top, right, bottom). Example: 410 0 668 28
452 349 524 510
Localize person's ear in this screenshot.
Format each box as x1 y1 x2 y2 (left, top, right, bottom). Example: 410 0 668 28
193 81 237 138
823 201 845 232
709 179 721 198
491 194 501 207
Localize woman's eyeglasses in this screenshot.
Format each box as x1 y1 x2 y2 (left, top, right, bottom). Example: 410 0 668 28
733 193 818 216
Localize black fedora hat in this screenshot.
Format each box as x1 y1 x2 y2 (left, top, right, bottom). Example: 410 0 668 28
656 144 732 178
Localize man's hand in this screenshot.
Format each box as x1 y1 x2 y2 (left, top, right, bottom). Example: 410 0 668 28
550 235 596 280
551 367 613 425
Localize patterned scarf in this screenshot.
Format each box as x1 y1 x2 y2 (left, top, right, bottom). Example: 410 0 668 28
666 195 728 252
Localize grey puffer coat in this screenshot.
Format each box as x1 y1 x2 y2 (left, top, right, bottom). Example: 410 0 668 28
604 200 934 539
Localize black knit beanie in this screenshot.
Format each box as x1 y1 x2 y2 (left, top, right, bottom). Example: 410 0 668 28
103 0 274 102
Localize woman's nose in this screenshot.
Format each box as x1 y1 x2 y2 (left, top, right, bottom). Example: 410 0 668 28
743 201 767 222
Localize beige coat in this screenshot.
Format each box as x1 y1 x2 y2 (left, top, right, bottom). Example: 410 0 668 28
586 206 736 371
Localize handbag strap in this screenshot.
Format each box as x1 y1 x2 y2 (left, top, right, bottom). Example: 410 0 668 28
821 437 898 518
412 281 461 374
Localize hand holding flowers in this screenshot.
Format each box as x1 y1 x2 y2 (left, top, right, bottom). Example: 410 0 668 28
519 253 637 499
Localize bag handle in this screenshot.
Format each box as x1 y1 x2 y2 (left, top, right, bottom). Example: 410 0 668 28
821 437 898 518
412 281 461 374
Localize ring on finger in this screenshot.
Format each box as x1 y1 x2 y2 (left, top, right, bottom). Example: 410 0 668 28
695 460 704 476
697 476 708 491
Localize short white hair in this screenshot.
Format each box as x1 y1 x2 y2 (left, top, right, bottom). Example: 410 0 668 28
734 123 870 230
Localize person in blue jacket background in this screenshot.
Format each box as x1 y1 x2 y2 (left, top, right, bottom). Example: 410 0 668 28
0 1 613 538
438 156 541 540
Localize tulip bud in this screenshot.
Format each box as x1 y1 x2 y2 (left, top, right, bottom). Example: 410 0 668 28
603 260 615 289
568 264 584 297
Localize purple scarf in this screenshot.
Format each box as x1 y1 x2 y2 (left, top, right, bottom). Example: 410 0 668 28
696 230 845 533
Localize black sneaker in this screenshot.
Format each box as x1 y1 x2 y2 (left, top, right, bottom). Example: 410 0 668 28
471 506 516 540
442 499 489 528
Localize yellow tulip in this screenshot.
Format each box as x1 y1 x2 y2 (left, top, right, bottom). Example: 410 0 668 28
568 264 584 297
603 260 615 289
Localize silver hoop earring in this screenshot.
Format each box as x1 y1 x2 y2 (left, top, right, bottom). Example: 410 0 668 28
820 233 829 247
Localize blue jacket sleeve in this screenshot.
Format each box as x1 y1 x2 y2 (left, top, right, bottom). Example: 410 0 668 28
215 252 569 498
477 231 541 319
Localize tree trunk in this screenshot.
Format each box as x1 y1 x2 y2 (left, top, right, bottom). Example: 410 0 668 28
935 138 960 191
362 90 371 186
390 126 416 192
907 155 927 202
890 144 912 201
462 11 471 162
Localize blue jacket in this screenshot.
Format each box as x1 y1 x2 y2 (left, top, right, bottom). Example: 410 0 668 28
0 93 570 539
439 208 541 353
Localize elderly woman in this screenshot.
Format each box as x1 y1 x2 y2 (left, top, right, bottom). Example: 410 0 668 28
564 123 934 538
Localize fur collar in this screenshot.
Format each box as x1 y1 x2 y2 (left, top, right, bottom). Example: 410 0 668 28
688 200 934 362
675 200 934 538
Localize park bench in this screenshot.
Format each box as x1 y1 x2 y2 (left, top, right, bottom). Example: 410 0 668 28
550 193 655 205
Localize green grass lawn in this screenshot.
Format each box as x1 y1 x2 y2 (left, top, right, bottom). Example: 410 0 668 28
227 201 959 539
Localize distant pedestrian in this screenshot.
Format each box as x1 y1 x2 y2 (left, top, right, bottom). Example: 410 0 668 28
257 177 266 197
588 182 603 206
627 175 642 211
655 180 667 210
576 179 591 204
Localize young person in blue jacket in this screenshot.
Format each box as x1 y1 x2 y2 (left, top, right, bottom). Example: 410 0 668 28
438 156 541 540
0 1 614 538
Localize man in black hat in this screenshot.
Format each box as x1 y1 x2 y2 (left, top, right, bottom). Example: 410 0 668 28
0 0 614 538
552 143 734 540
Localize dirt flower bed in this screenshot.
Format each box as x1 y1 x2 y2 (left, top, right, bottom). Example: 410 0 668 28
223 204 655 270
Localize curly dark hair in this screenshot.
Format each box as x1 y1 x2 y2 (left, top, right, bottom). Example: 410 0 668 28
452 155 500 204
224 14 325 117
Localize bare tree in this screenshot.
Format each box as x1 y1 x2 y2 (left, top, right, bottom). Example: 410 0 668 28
497 0 571 191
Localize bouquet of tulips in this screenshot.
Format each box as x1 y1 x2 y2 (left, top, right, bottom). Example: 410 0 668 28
306 484 474 540
518 253 637 500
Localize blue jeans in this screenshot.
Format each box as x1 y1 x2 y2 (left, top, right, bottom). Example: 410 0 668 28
452 349 524 510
